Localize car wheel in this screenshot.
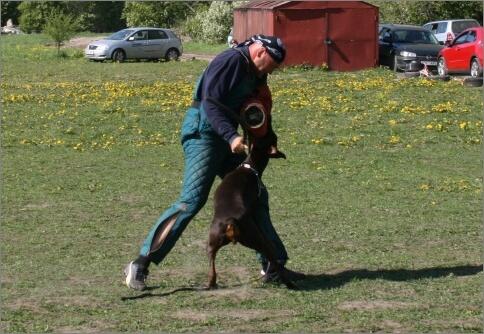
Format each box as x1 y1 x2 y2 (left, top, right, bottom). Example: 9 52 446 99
112 49 126 63
165 48 179 61
437 57 448 76
470 58 483 78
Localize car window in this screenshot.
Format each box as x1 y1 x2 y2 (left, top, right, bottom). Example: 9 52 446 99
133 30 147 41
423 23 439 34
148 30 168 40
393 31 407 42
436 22 447 34
466 30 477 43
420 30 440 44
108 29 135 40
452 21 480 34
453 32 470 45
378 28 388 38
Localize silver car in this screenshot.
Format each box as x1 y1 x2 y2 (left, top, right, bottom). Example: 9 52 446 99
423 19 480 43
85 27 183 62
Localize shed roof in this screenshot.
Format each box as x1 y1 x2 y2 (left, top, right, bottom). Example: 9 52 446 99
235 1 378 10
235 1 290 9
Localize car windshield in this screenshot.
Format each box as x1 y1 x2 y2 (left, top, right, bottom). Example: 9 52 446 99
107 29 135 40
395 29 440 44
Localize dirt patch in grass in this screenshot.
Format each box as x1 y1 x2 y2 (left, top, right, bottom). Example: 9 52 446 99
337 300 421 310
173 308 294 322
64 36 107 49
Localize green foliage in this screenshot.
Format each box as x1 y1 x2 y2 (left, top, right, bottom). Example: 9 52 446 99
199 1 234 44
42 8 80 53
10 1 484 37
18 1 61 33
122 1 191 28
372 1 483 25
16 1 125 34
63 1 125 33
183 1 238 44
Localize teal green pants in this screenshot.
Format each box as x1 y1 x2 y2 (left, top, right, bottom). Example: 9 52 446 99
139 106 288 265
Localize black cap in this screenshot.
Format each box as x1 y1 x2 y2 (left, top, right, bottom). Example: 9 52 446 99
245 34 286 63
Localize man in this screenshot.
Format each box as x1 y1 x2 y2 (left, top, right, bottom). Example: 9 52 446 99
124 34 305 291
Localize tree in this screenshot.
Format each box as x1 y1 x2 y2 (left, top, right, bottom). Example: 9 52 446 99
17 1 125 34
18 1 62 33
198 1 234 44
371 1 483 25
63 1 126 33
43 8 80 53
122 1 191 28
84 1 126 33
183 1 244 44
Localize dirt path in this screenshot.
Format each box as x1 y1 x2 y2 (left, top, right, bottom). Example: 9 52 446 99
66 36 215 61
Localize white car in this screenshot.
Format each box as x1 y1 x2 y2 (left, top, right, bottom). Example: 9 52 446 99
85 27 183 62
423 19 480 43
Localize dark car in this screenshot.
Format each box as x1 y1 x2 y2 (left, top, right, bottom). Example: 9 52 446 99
379 24 444 72
437 27 483 77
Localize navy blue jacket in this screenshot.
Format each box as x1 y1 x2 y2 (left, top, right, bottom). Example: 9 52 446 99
194 46 268 144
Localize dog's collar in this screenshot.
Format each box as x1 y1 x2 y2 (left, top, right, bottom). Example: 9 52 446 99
240 163 262 196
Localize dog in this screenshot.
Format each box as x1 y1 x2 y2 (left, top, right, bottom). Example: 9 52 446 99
205 122 297 290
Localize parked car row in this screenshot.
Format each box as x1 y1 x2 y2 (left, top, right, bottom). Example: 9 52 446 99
87 23 481 79
378 21 483 78
85 27 183 62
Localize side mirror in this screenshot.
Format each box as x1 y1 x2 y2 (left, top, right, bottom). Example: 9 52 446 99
128 37 134 41
382 35 392 43
444 40 451 47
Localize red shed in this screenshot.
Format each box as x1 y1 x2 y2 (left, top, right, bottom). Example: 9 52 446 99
233 1 379 71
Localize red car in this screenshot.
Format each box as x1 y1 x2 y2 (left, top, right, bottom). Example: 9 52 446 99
437 27 483 77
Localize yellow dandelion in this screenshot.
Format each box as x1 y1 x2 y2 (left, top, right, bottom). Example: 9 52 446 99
390 135 400 143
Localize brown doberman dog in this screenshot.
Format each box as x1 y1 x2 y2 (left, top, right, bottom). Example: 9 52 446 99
205 121 297 290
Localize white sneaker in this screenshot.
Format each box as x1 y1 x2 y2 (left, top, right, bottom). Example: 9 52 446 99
124 261 149 291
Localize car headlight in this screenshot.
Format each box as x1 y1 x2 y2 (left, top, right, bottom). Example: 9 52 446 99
400 51 416 57
98 44 109 50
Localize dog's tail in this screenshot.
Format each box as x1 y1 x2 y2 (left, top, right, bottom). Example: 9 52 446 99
225 218 240 244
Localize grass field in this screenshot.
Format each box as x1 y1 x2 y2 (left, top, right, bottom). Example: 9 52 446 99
1 33 482 332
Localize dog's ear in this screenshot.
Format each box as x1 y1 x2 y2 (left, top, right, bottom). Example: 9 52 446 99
268 146 286 159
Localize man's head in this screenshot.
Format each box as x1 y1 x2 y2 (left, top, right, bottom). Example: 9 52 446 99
246 34 286 76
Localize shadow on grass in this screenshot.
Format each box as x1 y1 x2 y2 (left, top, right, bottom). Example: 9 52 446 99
120 265 482 299
298 264 483 291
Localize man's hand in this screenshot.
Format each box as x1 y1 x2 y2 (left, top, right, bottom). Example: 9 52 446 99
230 136 248 153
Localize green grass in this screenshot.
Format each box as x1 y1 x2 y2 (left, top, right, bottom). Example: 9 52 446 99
1 34 482 332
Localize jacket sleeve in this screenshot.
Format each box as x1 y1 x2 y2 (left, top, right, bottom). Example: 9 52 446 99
200 50 253 144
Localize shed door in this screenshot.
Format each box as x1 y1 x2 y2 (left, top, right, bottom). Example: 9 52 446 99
277 8 377 70
325 8 377 71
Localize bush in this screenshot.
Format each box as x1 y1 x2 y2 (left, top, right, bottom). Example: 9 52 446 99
42 8 80 53
183 1 237 44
